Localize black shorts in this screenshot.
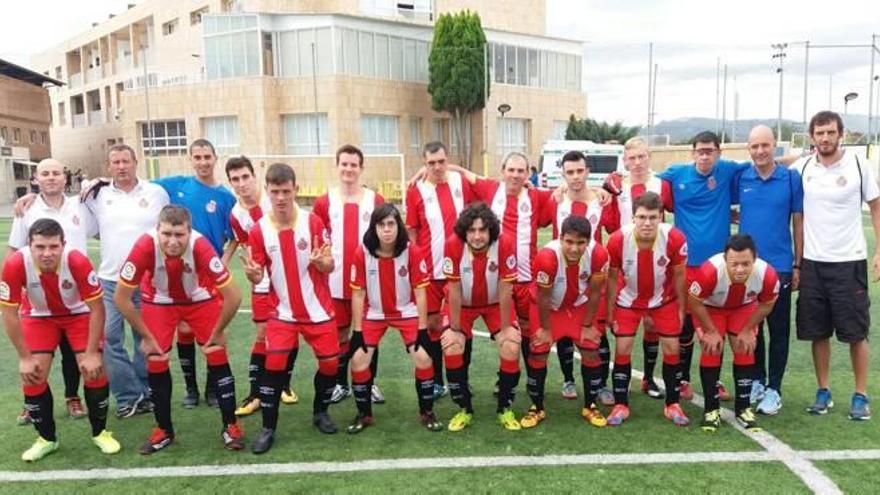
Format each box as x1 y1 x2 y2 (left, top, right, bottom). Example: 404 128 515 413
796 259 870 343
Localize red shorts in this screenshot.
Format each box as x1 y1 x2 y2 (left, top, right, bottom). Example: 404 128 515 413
333 298 352 329
251 293 274 323
23 314 95 354
694 303 758 338
266 318 339 360
426 280 446 314
442 304 505 338
362 317 420 347
512 282 532 320
613 301 681 337
143 299 221 352
529 304 604 353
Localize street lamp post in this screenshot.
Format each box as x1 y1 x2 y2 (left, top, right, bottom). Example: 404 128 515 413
844 92 859 142
772 43 788 141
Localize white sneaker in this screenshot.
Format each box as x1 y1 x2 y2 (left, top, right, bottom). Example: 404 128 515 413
750 381 766 404
329 385 351 404
756 388 782 415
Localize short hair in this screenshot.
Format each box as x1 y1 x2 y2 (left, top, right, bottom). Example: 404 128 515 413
501 152 529 170
189 138 216 157
225 155 254 178
28 218 65 243
107 143 137 162
266 162 296 186
559 215 592 240
158 204 192 228
362 203 409 258
808 110 844 135
624 136 648 151
691 131 721 149
453 202 501 244
632 191 663 214
336 144 364 167
423 141 447 157
724 234 757 258
530 166 538 173
561 150 587 170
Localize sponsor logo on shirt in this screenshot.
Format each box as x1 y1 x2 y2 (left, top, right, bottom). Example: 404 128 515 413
87 271 99 287
419 260 428 274
536 271 550 285
120 261 137 281
688 281 702 296
707 177 717 190
680 243 688 257
209 257 224 274
442 257 454 275
0 281 9 300
206 200 217 213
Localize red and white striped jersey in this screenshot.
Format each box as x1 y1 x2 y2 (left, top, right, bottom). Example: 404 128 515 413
472 179 552 282
229 195 272 294
313 187 384 300
688 253 780 309
405 171 473 280
249 207 334 323
119 230 231 305
541 196 608 242
442 233 518 307
350 243 429 320
533 239 609 311
603 172 675 234
1 247 103 317
606 223 688 309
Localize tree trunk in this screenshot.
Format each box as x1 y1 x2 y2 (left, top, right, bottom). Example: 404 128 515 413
454 109 470 169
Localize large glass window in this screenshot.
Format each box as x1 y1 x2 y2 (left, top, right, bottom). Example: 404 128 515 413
204 116 240 155
359 31 375 78
409 117 421 154
552 120 568 140
284 113 330 155
431 118 446 143
497 118 527 156
141 120 187 155
375 34 389 78
204 15 261 79
361 115 399 154
390 36 403 80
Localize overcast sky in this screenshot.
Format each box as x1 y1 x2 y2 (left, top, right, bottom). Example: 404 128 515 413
2 0 878 126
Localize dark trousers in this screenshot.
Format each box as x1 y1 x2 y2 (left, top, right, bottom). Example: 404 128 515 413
754 272 792 394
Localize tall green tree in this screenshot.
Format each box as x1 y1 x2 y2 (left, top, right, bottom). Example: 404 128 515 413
428 11 488 167
565 115 641 144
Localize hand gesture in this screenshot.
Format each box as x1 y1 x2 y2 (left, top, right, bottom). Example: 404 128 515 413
310 236 332 266
239 247 263 281
581 323 602 345
13 193 36 217
19 355 42 386
78 351 104 382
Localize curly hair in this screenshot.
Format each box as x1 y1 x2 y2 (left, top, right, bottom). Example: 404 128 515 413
453 202 500 245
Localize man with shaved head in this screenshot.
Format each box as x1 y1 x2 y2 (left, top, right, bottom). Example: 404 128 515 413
732 125 803 415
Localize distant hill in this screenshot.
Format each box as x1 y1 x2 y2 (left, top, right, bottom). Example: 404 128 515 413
644 115 873 143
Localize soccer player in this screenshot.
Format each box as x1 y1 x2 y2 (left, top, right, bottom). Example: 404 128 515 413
522 215 609 429
688 234 779 432
405 141 474 399
114 205 244 454
8 158 97 423
312 144 385 405
242 163 339 454
795 111 880 420
1 219 119 462
442 202 520 431
605 192 689 427
346 204 443 433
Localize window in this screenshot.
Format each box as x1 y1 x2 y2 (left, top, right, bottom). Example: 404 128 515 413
30 130 37 144
191 7 208 25
162 18 179 36
0 127 7 144
55 66 62 80
497 118 527 155
361 115 398 154
283 113 330 155
204 15 261 79
551 120 568 140
344 28 359 75
41 132 48 144
375 34 389 78
409 117 421 154
141 120 187 155
359 31 375 77
431 118 446 143
389 36 403 80
13 128 21 143
504 45 516 84
203 116 240 155
492 43 504 83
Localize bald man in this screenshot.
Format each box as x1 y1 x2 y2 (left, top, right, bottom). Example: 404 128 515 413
731 125 803 415
8 158 99 424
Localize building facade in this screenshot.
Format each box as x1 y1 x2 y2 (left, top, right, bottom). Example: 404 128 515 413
35 0 586 200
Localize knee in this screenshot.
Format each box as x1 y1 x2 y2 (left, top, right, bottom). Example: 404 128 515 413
412 348 432 369
146 357 170 373
318 357 338 376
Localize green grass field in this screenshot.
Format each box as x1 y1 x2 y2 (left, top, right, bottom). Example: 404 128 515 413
0 216 879 493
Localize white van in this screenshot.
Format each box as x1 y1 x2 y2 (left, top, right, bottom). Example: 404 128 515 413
538 140 625 188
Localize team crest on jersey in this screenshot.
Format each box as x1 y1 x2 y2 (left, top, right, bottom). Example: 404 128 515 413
589 214 598 225
707 176 717 190
536 271 550 285
322 229 330 243
657 256 668 267
362 211 371 222
420 260 428 274
837 176 847 187
61 279 73 290
688 281 702 296
183 262 193 274
72 215 80 226
0 282 9 300
139 198 149 208
121 261 136 281
209 257 224 274
206 200 217 213
579 271 590 280
87 271 99 287
520 202 530 213
680 243 688 256
443 257 454 275
746 290 757 299
454 188 462 198
505 255 516 270
488 261 498 272
297 238 308 251
398 266 409 277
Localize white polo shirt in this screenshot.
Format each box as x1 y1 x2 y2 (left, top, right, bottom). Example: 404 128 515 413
84 179 170 281
8 194 96 253
798 150 880 263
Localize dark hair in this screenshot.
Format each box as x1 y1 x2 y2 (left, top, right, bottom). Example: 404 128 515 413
453 202 500 245
336 144 364 167
28 218 65 243
107 143 137 162
363 203 409 258
423 141 447 157
808 110 844 136
691 131 721 149
266 162 296 186
632 191 663 214
561 150 587 170
530 166 538 173
225 155 254 179
724 234 757 258
158 204 192 228
189 138 217 157
560 215 592 240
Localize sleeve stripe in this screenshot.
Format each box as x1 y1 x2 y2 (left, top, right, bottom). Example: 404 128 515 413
414 282 430 289
536 283 553 289
215 277 232 289
444 275 461 280
0 300 20 307
83 292 104 303
501 276 518 282
349 283 363 290
117 279 139 288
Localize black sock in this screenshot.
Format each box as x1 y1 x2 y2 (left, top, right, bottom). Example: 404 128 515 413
259 370 286 430
662 361 683 406
598 336 611 387
700 366 721 411
84 383 109 436
520 336 531 361
313 372 335 414
284 348 299 391
643 339 659 379
177 342 197 392
446 365 472 413
612 361 632 405
59 337 80 398
208 363 237 426
25 386 56 441
353 375 373 417
526 363 547 410
497 369 520 412
148 370 174 434
557 338 575 383
369 346 380 382
248 352 265 400
680 317 696 382
426 339 444 386
337 345 351 389
463 338 473 383
416 375 435 413
582 363 603 407
733 364 754 414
